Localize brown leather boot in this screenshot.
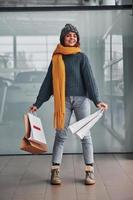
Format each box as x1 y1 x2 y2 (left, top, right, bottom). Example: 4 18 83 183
51 166 61 185
85 165 96 185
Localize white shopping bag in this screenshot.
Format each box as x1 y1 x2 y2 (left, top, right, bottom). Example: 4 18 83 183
68 109 103 139
28 113 47 145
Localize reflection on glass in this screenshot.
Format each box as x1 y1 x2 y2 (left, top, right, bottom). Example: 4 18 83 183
0 10 132 154
112 35 123 60
112 60 123 96
17 36 59 70
0 36 13 72
104 34 110 65
112 98 125 139
103 32 125 141
104 67 111 95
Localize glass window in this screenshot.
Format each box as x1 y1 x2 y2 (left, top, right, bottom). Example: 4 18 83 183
17 36 47 70
112 35 123 60
112 60 124 96
104 34 110 65
0 36 13 76
17 36 59 70
103 32 125 140
0 9 132 154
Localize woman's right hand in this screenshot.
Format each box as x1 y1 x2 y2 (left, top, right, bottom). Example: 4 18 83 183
29 105 38 113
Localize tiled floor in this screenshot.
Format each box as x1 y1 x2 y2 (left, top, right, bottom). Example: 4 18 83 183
0 154 133 200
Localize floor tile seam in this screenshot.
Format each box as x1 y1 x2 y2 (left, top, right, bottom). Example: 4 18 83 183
11 157 33 200
72 154 80 200
0 155 34 175
95 155 113 200
0 156 13 174
43 164 51 200
113 153 133 184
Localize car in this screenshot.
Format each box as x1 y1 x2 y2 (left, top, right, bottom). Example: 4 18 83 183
6 71 45 103
0 76 13 87
4 71 46 120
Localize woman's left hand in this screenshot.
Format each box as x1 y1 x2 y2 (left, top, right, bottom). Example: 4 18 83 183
96 102 108 111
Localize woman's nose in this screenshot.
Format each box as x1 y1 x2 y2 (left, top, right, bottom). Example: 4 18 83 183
70 36 74 39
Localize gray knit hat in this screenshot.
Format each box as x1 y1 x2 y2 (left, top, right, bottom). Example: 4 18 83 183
60 24 80 46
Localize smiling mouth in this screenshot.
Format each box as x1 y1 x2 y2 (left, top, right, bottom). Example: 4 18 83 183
69 41 76 43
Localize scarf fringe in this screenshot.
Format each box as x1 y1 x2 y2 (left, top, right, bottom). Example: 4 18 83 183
54 112 65 129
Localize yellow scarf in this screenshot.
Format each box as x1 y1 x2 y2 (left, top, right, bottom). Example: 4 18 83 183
52 44 81 129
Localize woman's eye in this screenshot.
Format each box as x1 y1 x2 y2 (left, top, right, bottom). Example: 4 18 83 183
66 34 77 38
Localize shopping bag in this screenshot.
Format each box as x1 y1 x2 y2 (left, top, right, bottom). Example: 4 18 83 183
20 113 48 154
68 109 103 139
27 113 47 145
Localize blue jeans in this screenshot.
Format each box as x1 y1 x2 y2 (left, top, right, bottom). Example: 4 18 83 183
52 96 94 165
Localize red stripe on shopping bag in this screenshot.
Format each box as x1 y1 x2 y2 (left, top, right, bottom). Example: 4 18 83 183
33 125 41 131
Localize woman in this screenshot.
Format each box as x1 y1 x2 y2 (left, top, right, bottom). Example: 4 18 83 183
29 24 108 185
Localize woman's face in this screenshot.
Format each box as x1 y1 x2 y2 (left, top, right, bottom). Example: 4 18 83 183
64 32 78 47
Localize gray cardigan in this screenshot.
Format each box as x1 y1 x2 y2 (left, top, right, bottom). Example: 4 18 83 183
34 52 101 108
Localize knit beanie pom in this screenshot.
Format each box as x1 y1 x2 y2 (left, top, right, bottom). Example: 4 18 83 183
60 24 80 46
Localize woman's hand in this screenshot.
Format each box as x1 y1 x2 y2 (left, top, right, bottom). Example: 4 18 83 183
29 105 38 113
96 102 108 111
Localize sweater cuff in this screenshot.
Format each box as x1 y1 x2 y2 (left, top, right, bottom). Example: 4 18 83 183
93 99 101 107
33 101 42 109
